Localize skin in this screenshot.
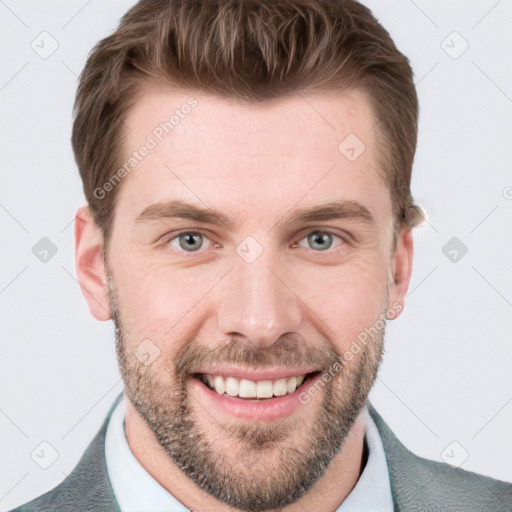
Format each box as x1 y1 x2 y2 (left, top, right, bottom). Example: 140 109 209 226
74 87 413 511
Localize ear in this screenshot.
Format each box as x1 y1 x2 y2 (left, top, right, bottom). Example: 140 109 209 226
386 227 414 320
74 206 112 321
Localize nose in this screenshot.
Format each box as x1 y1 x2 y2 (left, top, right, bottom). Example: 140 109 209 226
217 250 302 349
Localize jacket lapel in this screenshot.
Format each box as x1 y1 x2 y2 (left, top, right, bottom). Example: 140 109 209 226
38 392 124 511
367 401 512 512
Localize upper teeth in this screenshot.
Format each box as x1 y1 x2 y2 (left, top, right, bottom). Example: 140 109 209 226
201 374 306 399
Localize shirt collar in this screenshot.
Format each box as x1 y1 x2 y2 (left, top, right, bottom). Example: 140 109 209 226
105 395 188 511
336 405 394 511
105 395 393 512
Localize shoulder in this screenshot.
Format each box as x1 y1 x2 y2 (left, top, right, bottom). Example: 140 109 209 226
9 394 123 512
368 402 512 512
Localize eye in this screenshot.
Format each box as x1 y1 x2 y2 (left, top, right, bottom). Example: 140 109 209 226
167 231 215 253
294 230 345 251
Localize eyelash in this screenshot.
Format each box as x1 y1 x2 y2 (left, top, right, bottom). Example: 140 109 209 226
163 229 347 255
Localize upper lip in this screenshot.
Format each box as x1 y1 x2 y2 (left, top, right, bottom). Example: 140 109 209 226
193 366 320 381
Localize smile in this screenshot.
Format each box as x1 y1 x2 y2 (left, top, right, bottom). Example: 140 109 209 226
198 373 311 400
191 369 322 421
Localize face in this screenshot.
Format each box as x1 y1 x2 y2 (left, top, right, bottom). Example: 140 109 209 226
76 87 413 510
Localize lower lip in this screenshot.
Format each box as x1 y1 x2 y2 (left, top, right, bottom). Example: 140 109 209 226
190 373 321 422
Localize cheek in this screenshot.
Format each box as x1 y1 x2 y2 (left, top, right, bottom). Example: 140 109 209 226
293 255 388 348
113 260 225 347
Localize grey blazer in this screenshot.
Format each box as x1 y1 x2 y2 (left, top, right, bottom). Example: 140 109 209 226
10 393 512 511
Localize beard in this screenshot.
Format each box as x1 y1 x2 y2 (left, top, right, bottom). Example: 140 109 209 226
106 267 386 511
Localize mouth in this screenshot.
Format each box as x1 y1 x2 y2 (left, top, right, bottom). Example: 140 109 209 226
194 371 320 401
189 369 322 422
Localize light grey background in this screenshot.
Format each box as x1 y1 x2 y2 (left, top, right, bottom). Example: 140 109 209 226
1 0 511 510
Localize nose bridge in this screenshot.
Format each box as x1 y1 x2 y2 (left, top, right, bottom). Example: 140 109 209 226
217 246 302 348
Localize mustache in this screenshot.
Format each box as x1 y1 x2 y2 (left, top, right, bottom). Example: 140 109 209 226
174 334 341 380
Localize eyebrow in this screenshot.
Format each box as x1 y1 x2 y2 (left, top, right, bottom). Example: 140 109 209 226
276 199 375 230
135 200 235 229
135 198 375 231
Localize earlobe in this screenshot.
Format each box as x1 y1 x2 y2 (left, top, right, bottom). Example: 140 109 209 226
387 228 414 318
74 206 112 321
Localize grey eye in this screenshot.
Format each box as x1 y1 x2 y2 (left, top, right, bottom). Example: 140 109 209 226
306 231 333 250
171 232 206 252
295 230 344 251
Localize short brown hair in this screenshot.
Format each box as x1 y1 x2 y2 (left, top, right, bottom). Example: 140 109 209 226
72 0 419 250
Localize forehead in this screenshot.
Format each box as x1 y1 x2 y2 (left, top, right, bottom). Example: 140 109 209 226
115 87 389 229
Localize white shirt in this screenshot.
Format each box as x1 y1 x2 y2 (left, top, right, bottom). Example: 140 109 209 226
105 395 393 512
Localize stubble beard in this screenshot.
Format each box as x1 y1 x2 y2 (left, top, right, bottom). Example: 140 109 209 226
106 268 386 511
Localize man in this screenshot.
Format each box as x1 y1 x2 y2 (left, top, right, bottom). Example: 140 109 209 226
11 0 511 511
